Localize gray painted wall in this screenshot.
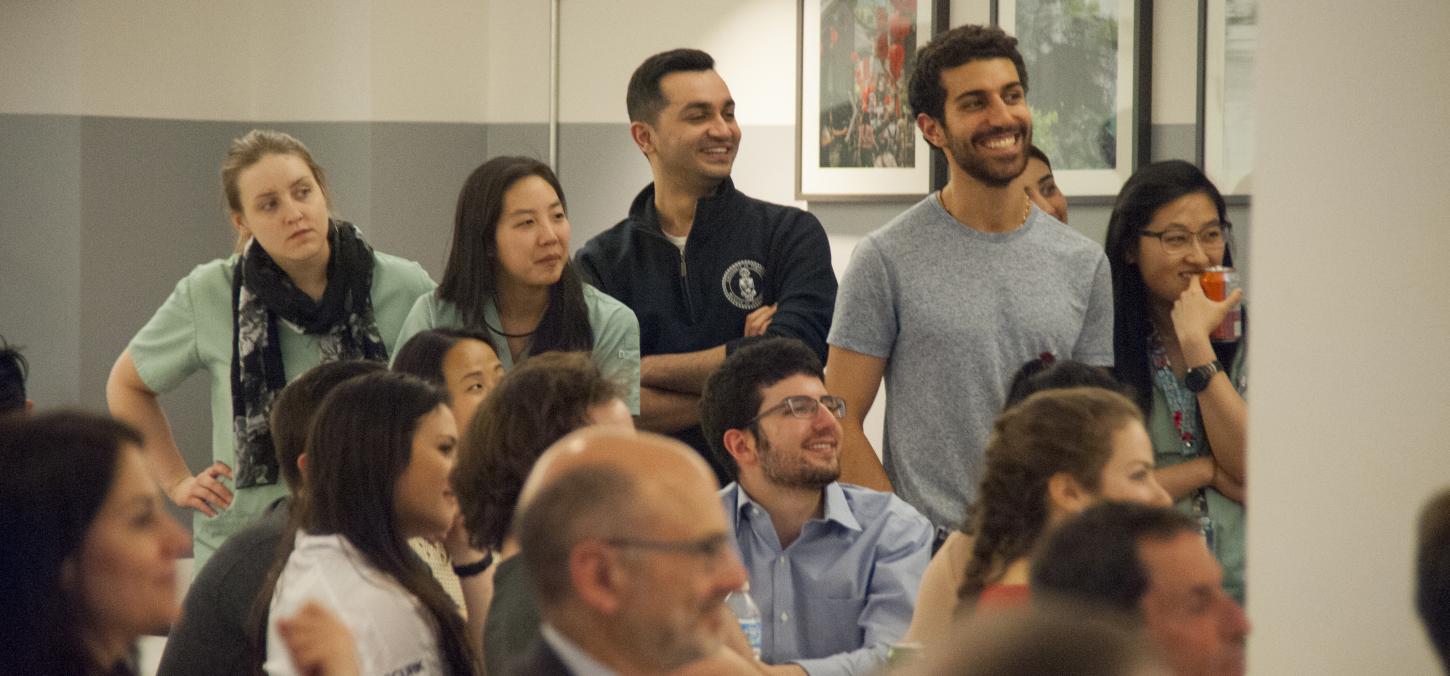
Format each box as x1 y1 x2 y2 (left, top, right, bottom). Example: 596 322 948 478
0 113 1246 539
1 115 83 410
1 115 491 536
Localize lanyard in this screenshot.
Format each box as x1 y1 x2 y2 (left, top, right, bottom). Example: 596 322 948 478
1148 330 1214 550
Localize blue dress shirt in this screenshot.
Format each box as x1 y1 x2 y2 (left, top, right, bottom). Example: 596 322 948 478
720 482 933 676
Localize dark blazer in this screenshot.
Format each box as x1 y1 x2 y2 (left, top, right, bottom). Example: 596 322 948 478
506 638 573 676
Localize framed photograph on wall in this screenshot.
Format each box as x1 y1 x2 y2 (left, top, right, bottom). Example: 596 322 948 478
1199 0 1255 195
993 0 1151 197
797 0 945 201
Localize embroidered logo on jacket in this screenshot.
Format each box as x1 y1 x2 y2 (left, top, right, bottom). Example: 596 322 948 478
721 260 767 310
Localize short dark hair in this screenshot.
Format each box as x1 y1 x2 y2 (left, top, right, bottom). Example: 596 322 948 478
0 411 143 673
1417 488 1450 670
391 328 495 395
0 336 29 414
453 352 622 551
627 48 716 125
268 360 385 492
1004 355 1131 409
908 24 1028 124
699 338 824 481
1031 502 1200 614
518 465 640 607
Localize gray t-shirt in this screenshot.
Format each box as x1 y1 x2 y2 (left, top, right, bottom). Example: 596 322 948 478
829 195 1113 528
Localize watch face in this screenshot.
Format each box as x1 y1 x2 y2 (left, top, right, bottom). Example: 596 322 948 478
1186 362 1219 392
1186 369 1208 392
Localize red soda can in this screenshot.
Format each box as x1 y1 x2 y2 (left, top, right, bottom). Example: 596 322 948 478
1199 266 1242 343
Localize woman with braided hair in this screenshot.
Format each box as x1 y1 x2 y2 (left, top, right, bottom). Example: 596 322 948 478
905 380 1171 643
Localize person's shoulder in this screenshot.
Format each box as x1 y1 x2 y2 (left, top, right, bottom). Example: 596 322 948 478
406 290 451 319
1029 211 1102 254
581 185 657 257
587 215 640 248
582 284 637 322
371 250 436 288
178 255 239 288
193 255 239 275
722 187 828 239
576 216 647 271
839 483 931 529
940 530 975 569
583 283 626 309
508 638 571 676
870 195 946 242
731 187 810 219
283 535 407 605
162 256 239 310
372 248 425 271
190 513 288 594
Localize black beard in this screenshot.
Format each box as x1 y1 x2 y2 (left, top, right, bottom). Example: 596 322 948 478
945 127 1030 187
756 433 839 490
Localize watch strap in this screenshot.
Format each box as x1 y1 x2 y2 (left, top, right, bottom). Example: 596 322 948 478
451 551 494 578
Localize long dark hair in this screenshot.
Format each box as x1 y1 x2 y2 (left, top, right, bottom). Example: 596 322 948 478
254 372 477 673
1103 160 1236 410
959 388 1143 601
437 156 594 355
0 411 143 675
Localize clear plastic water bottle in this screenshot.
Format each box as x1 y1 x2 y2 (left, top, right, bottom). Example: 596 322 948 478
726 583 763 660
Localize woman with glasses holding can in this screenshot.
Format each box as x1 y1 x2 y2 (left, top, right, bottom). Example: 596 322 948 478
1103 160 1248 603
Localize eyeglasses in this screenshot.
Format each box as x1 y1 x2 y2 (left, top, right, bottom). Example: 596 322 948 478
604 534 736 568
1139 222 1232 255
745 395 847 427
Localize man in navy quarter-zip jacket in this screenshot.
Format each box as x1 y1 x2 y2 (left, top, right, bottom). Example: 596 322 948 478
576 48 836 482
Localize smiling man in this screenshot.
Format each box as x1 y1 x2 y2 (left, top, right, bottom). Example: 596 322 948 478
701 338 932 675
827 25 1114 537
576 49 837 484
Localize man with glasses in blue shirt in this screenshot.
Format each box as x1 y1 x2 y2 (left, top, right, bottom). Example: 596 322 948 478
700 338 933 675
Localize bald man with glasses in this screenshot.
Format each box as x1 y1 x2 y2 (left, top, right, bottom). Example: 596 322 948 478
511 428 755 676
700 338 933 675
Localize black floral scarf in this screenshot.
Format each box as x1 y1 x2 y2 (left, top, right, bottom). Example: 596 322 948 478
230 220 388 488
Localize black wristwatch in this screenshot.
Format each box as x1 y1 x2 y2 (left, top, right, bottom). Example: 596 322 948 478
451 551 494 578
1185 360 1225 393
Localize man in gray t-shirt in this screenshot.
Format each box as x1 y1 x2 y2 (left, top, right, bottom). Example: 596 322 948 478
826 25 1113 530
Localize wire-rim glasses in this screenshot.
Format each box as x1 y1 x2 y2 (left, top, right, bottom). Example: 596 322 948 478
744 395 847 428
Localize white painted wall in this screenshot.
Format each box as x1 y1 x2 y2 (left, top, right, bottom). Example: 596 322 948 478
1 0 492 122
556 0 801 208
1150 0 1199 126
0 2 84 115
1248 3 1450 673
557 0 796 126
485 0 552 123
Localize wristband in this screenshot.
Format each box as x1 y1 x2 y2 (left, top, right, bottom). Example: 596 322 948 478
451 551 494 578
